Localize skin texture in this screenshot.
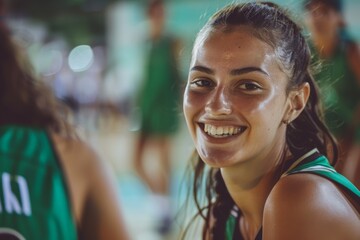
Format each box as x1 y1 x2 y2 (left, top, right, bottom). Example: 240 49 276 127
184 26 360 239
51 133 130 240
186 28 287 168
264 173 360 240
184 27 307 169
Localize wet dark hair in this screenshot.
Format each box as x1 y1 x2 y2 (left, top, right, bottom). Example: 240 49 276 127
183 2 338 239
0 23 74 136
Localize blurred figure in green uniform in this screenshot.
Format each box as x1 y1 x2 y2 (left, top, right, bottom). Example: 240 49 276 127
304 0 360 188
133 0 182 235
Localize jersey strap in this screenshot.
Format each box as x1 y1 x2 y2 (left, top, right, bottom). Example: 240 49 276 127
282 148 360 200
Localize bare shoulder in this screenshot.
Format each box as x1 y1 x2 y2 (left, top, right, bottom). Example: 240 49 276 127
50 133 111 186
49 133 102 219
263 173 360 240
50 133 99 167
50 133 130 239
49 132 117 202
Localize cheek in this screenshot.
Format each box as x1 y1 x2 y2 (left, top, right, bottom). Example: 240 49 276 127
235 93 285 128
233 94 274 116
183 91 203 129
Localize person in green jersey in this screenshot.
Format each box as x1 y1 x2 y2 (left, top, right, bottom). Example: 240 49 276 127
0 16 129 240
133 0 181 234
181 2 360 240
303 0 360 189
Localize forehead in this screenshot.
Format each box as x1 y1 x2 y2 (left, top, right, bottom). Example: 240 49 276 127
192 26 277 68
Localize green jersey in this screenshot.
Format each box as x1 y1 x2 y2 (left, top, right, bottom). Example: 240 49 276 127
0 125 77 239
225 149 360 240
138 35 181 135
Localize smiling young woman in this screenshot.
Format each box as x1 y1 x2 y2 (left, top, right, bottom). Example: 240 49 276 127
181 2 360 240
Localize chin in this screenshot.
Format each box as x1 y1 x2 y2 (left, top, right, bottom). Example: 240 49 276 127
198 150 238 168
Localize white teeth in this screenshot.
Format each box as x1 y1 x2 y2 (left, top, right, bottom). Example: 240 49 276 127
204 124 209 132
229 126 234 135
203 124 244 137
210 126 216 135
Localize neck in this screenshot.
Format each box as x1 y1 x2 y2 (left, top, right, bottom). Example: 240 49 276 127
149 21 164 41
223 168 280 239
221 144 287 239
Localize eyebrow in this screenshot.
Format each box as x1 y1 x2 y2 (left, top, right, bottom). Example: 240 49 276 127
190 65 214 74
190 65 269 76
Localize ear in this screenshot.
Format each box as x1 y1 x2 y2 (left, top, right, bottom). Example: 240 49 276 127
283 83 310 124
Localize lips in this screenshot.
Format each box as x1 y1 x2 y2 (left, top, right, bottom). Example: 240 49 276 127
202 123 247 138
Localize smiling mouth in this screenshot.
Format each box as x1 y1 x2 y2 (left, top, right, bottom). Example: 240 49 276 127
201 123 247 138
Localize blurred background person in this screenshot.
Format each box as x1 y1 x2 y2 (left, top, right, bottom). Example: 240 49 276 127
133 0 182 235
303 0 360 188
0 15 129 240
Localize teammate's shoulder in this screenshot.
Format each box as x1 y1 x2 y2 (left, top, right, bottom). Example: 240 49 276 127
50 132 100 167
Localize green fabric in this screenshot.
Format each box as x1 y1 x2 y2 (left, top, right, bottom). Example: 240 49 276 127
138 35 181 135
225 212 237 240
287 155 360 198
0 125 77 240
311 35 360 142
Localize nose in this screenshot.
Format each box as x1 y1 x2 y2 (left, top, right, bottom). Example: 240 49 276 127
205 87 232 115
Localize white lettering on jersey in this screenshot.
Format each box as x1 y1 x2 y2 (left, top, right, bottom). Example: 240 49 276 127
17 176 31 216
0 173 32 216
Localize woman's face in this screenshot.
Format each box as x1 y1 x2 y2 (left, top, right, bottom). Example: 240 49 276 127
183 27 292 168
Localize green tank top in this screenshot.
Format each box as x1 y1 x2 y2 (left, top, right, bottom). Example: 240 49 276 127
138 35 181 135
225 149 360 240
0 125 77 240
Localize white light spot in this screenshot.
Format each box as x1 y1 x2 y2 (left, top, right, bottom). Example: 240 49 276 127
68 45 94 72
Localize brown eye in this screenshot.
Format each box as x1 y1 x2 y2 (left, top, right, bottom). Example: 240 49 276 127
191 79 215 88
238 82 261 91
